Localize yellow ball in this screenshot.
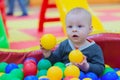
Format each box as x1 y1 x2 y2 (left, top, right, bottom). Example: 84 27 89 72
83 78 92 80
39 76 49 79
40 34 57 50
64 65 80 78
69 49 84 63
0 72 4 76
105 64 110 68
116 71 120 76
70 78 80 80
47 66 63 80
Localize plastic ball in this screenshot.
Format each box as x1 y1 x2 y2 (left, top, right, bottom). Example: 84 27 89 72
114 68 120 71
0 72 5 76
116 71 120 76
64 65 80 78
10 68 24 79
36 70 47 77
105 64 110 68
102 67 114 75
54 62 66 68
2 74 14 80
64 76 74 80
83 78 92 80
18 64 23 69
23 62 37 77
47 66 63 80
37 59 52 70
5 63 18 73
0 62 8 72
101 71 119 80
40 34 57 50
79 71 85 79
39 76 49 80
24 75 38 80
84 72 98 80
24 57 38 64
70 78 79 80
69 49 84 63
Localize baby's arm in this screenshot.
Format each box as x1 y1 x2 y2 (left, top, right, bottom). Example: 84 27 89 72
40 45 52 58
74 56 89 72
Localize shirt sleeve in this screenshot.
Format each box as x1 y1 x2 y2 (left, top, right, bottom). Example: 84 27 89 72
86 44 105 76
45 41 66 65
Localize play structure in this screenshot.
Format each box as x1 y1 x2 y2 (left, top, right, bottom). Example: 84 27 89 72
0 0 120 79
0 13 9 48
55 0 104 34
0 0 8 36
38 0 105 35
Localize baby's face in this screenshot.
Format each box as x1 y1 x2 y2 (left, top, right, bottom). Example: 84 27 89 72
66 14 92 44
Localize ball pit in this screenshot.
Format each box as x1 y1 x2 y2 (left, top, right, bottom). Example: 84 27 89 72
0 61 120 80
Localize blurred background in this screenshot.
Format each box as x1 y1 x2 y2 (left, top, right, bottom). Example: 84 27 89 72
0 0 120 49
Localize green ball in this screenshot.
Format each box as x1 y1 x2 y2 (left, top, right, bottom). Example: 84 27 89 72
1 74 14 80
102 67 114 75
0 62 8 72
37 59 52 70
18 64 23 69
0 73 8 80
54 62 66 68
36 70 47 77
9 78 21 80
10 69 24 79
61 67 66 78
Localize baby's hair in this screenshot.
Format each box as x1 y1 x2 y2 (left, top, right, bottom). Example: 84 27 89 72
66 7 92 25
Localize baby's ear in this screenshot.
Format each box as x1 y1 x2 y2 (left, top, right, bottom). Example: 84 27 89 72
89 25 93 33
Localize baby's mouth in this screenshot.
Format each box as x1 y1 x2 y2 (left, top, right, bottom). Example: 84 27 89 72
72 35 78 37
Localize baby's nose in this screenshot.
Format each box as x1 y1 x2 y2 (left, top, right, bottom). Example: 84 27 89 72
72 27 77 32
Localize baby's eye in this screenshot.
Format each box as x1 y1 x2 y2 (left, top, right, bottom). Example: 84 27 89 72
67 25 72 28
78 25 82 28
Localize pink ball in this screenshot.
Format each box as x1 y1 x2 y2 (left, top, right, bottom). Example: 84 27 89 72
64 76 74 80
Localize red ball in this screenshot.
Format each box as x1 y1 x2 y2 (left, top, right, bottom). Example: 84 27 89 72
24 60 36 65
23 62 37 77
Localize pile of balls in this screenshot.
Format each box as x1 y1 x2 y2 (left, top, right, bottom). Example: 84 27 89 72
0 58 120 80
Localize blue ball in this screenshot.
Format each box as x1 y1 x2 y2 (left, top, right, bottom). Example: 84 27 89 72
79 71 85 79
24 75 38 80
101 71 119 80
39 78 49 80
5 63 18 73
116 77 120 80
114 68 120 71
84 72 98 80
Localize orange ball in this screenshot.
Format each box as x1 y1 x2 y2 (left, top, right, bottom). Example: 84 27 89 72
69 49 84 63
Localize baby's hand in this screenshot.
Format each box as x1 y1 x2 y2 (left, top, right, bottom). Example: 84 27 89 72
40 44 51 58
74 56 89 72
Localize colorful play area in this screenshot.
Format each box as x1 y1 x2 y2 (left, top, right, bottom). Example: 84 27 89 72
0 0 120 80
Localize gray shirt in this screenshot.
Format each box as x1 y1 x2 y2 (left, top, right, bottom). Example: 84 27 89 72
45 39 105 76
